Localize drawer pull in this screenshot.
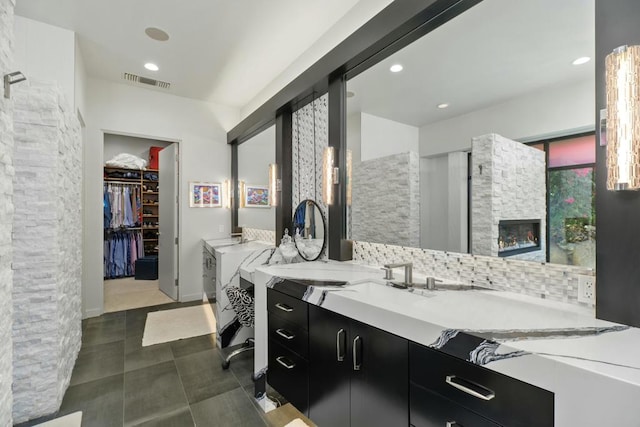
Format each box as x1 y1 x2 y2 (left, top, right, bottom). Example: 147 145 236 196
446 422 462 427
275 302 293 312
445 375 495 401
336 328 346 362
275 328 295 340
353 336 362 371
275 356 295 369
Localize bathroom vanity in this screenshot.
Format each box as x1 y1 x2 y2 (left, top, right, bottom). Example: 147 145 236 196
251 261 640 426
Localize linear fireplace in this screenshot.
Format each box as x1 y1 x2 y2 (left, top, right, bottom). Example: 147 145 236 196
498 219 541 257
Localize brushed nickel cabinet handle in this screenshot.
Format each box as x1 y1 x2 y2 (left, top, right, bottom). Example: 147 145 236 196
353 336 361 371
275 356 295 369
445 375 495 401
275 329 295 340
336 329 345 361
275 302 293 312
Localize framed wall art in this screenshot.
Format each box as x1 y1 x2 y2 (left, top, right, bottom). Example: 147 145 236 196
244 185 270 208
189 182 221 208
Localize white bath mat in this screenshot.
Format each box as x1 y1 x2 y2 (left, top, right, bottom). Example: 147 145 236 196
35 412 82 427
142 304 216 347
285 419 310 427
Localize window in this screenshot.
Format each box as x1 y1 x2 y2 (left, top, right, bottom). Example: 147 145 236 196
528 133 595 268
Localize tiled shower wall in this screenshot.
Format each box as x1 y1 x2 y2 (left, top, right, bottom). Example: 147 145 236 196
351 152 420 247
352 241 595 308
11 80 82 422
292 94 328 244
0 0 15 424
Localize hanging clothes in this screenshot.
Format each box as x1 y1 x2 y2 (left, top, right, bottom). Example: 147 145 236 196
104 230 144 279
103 183 141 229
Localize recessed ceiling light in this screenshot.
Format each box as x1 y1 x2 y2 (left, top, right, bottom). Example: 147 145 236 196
390 64 403 73
572 56 591 65
437 103 450 109
144 63 159 71
145 27 170 42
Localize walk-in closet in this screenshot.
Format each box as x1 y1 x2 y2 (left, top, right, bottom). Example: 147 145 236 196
103 133 178 312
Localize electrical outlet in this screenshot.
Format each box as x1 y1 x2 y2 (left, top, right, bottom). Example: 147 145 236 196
577 275 596 304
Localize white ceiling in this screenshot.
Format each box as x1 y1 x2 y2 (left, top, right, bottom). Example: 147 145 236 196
15 0 362 108
347 0 595 128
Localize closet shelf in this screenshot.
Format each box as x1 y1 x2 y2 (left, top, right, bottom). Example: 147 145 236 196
104 179 142 185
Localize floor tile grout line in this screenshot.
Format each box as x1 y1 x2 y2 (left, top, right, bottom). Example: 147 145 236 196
173 357 196 426
227 355 269 427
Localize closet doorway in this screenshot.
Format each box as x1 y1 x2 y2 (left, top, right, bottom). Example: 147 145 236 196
103 133 179 312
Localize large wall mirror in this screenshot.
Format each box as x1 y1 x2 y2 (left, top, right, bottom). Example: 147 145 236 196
237 125 276 232
346 0 595 269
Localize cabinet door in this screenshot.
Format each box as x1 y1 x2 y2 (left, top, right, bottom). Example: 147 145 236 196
350 320 409 427
308 305 351 427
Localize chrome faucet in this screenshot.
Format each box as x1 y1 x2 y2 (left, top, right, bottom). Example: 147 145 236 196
425 276 443 290
383 262 413 288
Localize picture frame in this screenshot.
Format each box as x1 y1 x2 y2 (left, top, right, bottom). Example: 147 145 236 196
244 185 270 208
189 182 221 208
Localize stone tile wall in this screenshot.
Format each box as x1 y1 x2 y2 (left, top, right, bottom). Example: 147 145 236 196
292 94 328 258
352 241 595 308
11 80 82 423
243 227 276 245
292 95 328 226
0 0 15 425
352 151 420 247
471 133 546 261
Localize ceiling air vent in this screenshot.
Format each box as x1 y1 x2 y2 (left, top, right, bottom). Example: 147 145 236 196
123 72 171 90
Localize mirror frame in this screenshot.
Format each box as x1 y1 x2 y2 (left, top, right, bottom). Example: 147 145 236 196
227 0 484 258
292 199 327 261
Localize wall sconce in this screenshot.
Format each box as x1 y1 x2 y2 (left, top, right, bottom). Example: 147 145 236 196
223 179 231 209
346 149 352 206
268 163 279 207
606 45 640 190
323 146 339 205
238 180 246 208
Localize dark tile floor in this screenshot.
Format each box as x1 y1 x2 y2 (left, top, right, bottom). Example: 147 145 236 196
16 301 268 427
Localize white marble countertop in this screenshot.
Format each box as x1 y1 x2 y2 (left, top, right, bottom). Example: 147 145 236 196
253 260 640 426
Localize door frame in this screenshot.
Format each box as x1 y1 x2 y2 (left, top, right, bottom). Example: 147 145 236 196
100 129 181 310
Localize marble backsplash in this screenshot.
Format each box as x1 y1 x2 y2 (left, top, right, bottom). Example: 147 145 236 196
352 241 595 308
243 227 276 245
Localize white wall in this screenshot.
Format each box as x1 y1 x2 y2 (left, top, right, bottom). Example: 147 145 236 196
103 133 171 163
84 77 239 317
360 112 419 161
73 36 87 121
13 16 75 110
419 79 595 156
420 152 468 253
241 0 393 119
237 125 275 231
346 112 362 163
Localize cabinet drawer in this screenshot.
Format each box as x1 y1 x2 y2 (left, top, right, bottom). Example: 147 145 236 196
269 313 308 359
410 343 553 427
411 383 498 427
268 340 309 415
267 289 308 328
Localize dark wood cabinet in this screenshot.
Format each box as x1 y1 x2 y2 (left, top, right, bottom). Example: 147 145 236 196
267 288 553 427
267 289 310 415
308 304 409 427
410 343 554 427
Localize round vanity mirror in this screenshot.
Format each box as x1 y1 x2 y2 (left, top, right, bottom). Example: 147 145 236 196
292 199 326 261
